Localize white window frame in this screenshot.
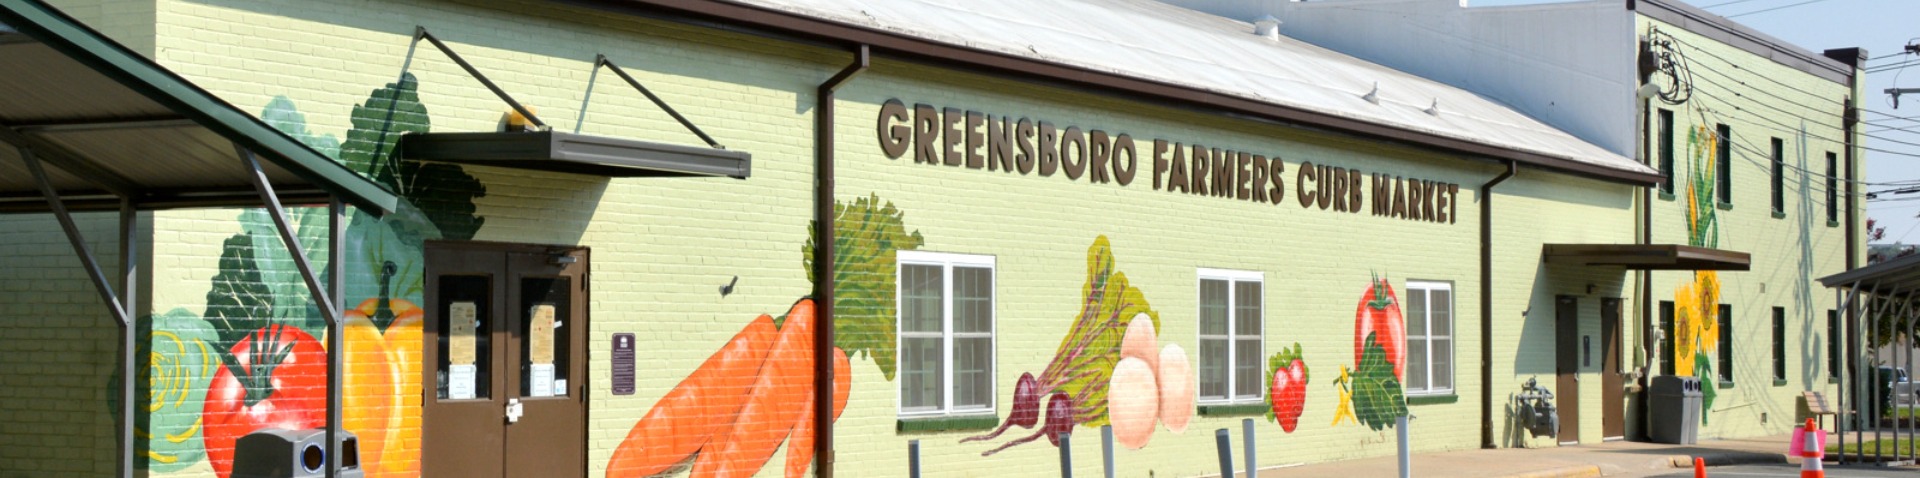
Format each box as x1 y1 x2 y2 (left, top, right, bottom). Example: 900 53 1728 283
895 250 997 418
1196 268 1264 405
1403 280 1454 396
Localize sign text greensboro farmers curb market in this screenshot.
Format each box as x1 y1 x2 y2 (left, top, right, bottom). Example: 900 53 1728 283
876 99 1461 224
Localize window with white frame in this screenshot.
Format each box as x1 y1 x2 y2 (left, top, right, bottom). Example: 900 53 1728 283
897 251 995 417
1403 281 1453 395
1197 269 1263 403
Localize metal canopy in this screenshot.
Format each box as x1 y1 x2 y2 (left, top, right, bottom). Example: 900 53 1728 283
0 0 399 215
1819 251 1920 290
1541 243 1752 271
397 131 751 178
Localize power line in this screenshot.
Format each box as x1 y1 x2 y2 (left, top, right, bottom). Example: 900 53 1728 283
1700 0 1769 9
1727 0 1838 18
1664 34 1847 108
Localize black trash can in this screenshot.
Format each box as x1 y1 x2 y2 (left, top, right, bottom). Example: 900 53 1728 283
232 428 364 478
1648 376 1701 444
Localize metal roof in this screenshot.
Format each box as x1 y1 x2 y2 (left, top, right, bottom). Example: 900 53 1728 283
1543 243 1751 271
728 0 1658 182
1820 253 1920 292
0 0 398 215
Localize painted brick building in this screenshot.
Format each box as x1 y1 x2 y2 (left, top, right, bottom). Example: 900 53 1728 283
0 0 1860 477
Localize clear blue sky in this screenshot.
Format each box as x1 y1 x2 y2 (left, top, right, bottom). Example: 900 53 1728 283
1470 0 1920 244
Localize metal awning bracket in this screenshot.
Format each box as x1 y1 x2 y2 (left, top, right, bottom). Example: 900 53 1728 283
18 145 129 326
401 27 545 131
578 54 724 149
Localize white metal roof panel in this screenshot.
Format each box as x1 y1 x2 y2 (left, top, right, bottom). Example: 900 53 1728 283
736 0 1655 178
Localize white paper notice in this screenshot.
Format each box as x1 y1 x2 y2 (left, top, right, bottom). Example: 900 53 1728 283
449 364 477 400
449 301 478 365
552 379 568 397
530 364 555 398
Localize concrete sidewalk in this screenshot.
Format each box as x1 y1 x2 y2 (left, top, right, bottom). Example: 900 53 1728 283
1247 434 1803 478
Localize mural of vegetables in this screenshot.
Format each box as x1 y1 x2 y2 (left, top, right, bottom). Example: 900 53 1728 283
1331 277 1409 431
1266 343 1309 433
963 236 1188 455
202 324 328 478
1673 125 1723 424
608 299 852 478
802 193 924 379
132 308 219 471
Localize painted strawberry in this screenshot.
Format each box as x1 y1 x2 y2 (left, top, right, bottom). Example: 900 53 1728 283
1267 343 1310 433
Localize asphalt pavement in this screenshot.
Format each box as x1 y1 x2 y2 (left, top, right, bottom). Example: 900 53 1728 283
1645 463 1917 477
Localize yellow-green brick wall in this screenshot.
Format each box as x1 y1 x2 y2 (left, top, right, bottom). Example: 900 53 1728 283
1634 15 1856 441
0 1 1861 477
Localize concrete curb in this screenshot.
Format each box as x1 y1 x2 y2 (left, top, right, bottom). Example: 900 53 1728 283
1497 465 1603 478
1675 451 1792 468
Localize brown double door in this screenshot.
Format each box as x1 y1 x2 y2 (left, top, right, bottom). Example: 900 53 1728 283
422 242 588 478
1556 296 1581 445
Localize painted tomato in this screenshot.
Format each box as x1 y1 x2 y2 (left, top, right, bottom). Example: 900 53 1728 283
1354 278 1405 381
203 324 327 478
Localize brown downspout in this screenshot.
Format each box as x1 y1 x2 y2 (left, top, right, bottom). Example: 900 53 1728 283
1639 95 1654 442
813 44 868 478
1480 160 1516 449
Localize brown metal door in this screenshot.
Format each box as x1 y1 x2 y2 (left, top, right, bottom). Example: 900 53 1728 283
423 246 508 478
503 250 587 477
1556 296 1581 444
422 243 588 478
1600 298 1625 440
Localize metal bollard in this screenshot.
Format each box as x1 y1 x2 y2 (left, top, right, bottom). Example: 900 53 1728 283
1243 418 1256 478
908 439 921 478
1059 432 1073 478
1397 414 1411 478
1215 428 1235 478
1101 425 1116 478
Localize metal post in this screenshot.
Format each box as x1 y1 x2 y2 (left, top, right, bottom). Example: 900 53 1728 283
117 198 137 478
329 197 346 476
1242 418 1256 478
1058 432 1073 478
20 146 133 477
1101 425 1115 478
1398 415 1412 478
237 146 342 477
1215 428 1234 478
907 439 921 478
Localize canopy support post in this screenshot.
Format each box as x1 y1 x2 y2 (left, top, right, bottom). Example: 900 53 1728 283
237 145 343 477
20 145 133 478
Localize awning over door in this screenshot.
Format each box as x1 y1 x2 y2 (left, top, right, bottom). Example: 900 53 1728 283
398 130 751 178
1542 244 1751 271
0 0 398 214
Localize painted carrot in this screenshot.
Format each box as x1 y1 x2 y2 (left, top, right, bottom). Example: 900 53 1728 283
692 299 815 478
784 347 852 478
607 314 777 477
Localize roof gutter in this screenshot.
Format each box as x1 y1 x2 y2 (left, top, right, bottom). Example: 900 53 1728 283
812 44 868 478
1480 160 1516 449
564 0 1661 187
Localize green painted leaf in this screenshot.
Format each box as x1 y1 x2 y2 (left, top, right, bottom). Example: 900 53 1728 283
339 73 485 241
1350 334 1408 431
204 233 272 348
1040 236 1157 428
803 193 923 380
1695 352 1716 425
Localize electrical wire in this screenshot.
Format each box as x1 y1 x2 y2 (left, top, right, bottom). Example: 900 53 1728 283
1664 35 1852 105
1727 0 1839 18
1700 0 1769 9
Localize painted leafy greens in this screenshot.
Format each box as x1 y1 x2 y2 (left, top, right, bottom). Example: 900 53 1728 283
802 193 924 380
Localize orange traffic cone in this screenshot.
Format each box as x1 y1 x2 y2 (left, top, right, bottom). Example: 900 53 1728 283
1800 418 1825 478
1693 456 1707 477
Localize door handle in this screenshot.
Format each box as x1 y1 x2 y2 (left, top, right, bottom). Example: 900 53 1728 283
506 398 524 424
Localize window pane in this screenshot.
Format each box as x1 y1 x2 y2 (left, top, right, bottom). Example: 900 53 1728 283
1405 339 1429 392
1660 302 1676 376
1200 279 1228 336
953 266 993 334
900 336 943 411
1236 338 1262 398
1772 307 1787 381
901 264 943 333
1432 338 1453 390
520 277 571 398
1431 290 1451 337
954 336 993 409
1199 338 1228 399
1235 281 1262 336
436 275 491 400
1406 289 1427 337
1718 304 1734 381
